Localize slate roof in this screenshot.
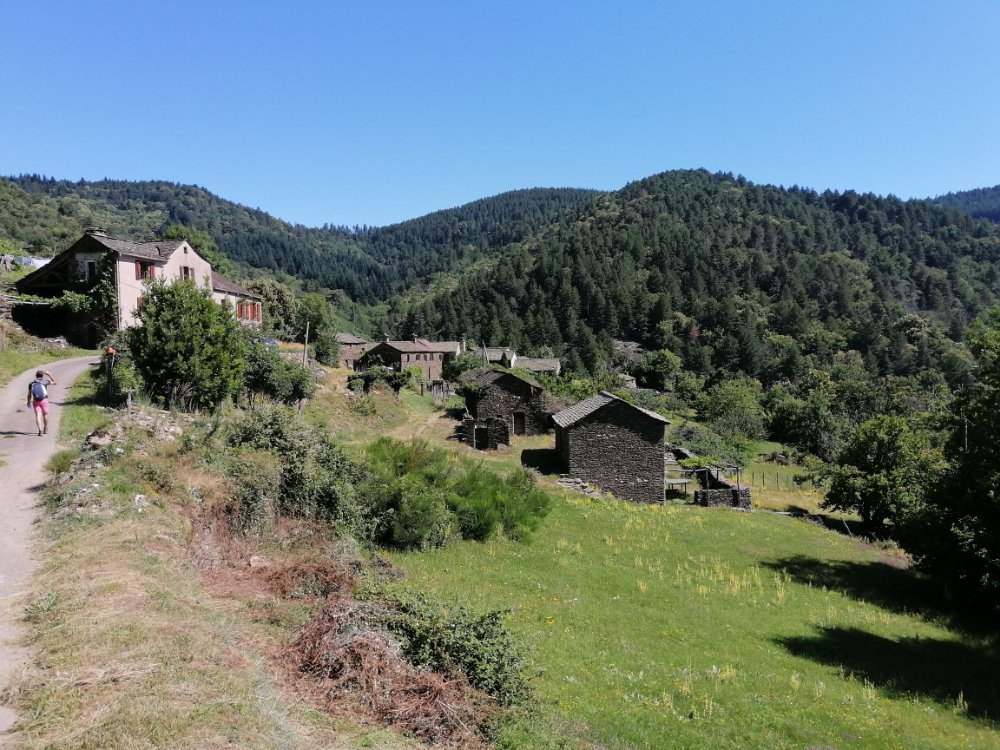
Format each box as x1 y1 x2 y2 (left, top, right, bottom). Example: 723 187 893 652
86 232 187 260
473 369 542 389
516 357 561 373
335 332 368 345
376 339 462 354
471 346 516 362
211 272 260 299
552 390 669 428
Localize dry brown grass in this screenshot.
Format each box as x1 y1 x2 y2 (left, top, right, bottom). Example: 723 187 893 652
4 427 416 750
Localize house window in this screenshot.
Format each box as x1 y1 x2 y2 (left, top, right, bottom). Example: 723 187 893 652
134 261 156 280
181 265 193 281
86 261 97 281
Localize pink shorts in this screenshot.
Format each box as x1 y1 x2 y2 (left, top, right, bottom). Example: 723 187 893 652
32 398 49 416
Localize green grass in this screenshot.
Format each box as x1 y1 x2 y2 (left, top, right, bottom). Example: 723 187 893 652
0 344 96 388
393 495 1000 749
57 363 113 446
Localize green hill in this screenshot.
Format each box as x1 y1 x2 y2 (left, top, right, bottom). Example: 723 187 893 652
933 184 1000 223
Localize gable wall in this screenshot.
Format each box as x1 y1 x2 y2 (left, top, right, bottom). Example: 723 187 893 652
473 376 549 435
563 400 665 503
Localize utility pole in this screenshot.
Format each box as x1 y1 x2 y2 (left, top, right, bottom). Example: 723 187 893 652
302 321 310 368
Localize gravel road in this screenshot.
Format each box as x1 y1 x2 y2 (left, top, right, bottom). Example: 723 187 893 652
0 355 99 736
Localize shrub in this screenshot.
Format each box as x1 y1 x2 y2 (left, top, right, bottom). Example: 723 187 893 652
363 584 531 708
243 337 315 406
126 280 246 411
312 332 340 366
225 449 282 537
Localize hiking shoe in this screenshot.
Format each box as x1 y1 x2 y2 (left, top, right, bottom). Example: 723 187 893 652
43 426 47 434
38 429 42 437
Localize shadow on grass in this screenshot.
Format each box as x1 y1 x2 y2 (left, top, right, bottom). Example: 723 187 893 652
776 626 1000 723
521 448 562 476
443 406 466 420
764 555 996 636
785 505 868 538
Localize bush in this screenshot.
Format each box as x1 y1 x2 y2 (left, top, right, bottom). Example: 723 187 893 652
312 332 340 366
363 438 551 549
126 280 246 411
363 585 531 707
225 405 371 534
225 449 282 536
243 337 315 406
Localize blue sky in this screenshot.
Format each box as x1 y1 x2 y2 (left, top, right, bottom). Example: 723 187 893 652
2 1 997 228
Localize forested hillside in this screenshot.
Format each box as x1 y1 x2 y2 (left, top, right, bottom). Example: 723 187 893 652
5 170 1000 391
408 171 1000 383
934 184 1000 223
0 175 597 303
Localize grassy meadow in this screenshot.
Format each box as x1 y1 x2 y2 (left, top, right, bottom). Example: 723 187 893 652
393 488 1000 749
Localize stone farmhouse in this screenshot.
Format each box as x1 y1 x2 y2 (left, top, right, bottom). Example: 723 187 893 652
464 370 551 448
335 332 372 370
359 336 462 381
15 229 261 345
552 391 670 503
469 345 562 376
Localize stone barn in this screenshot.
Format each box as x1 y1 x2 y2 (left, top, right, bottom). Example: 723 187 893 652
466 370 550 437
552 391 669 503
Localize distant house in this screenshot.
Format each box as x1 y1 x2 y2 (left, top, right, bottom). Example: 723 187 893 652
15 229 261 344
516 357 562 376
466 370 550 438
470 346 518 368
359 336 462 381
552 391 669 503
335 332 371 370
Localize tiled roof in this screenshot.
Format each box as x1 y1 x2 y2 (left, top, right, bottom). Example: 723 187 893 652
552 390 669 428
211 272 260 299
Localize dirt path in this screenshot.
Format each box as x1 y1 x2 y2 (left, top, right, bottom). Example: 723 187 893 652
0 355 99 735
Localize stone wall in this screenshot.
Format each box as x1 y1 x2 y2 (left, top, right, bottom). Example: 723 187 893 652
471 375 549 435
561 400 665 503
462 416 510 450
693 469 753 510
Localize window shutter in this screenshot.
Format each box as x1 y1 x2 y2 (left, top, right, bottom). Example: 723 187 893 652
135 261 141 280
149 265 156 279
256 302 261 321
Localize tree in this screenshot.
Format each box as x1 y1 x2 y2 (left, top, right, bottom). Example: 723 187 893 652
697 379 766 442
243 337 314 406
820 416 941 529
312 331 340 366
299 292 335 343
442 351 484 382
636 349 681 391
245 279 301 341
913 309 1000 599
126 280 246 411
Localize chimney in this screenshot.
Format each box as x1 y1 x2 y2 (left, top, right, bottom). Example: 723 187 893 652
383 333 390 343
85 227 110 238
412 334 419 342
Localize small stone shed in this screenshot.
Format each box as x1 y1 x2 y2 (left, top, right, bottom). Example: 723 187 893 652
466 370 550 437
552 391 670 503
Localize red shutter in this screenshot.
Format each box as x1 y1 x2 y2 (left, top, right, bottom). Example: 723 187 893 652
149 265 156 279
135 261 142 280
238 302 244 319
255 302 261 321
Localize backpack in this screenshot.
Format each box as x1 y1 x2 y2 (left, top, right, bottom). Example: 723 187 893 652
30 380 47 401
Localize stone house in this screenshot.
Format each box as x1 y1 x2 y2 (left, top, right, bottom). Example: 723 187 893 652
465 370 550 438
359 336 462 381
470 346 518 368
552 391 670 503
335 332 371 369
15 229 261 344
515 357 561 376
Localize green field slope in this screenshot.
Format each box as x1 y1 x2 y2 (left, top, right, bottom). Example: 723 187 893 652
395 495 999 749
